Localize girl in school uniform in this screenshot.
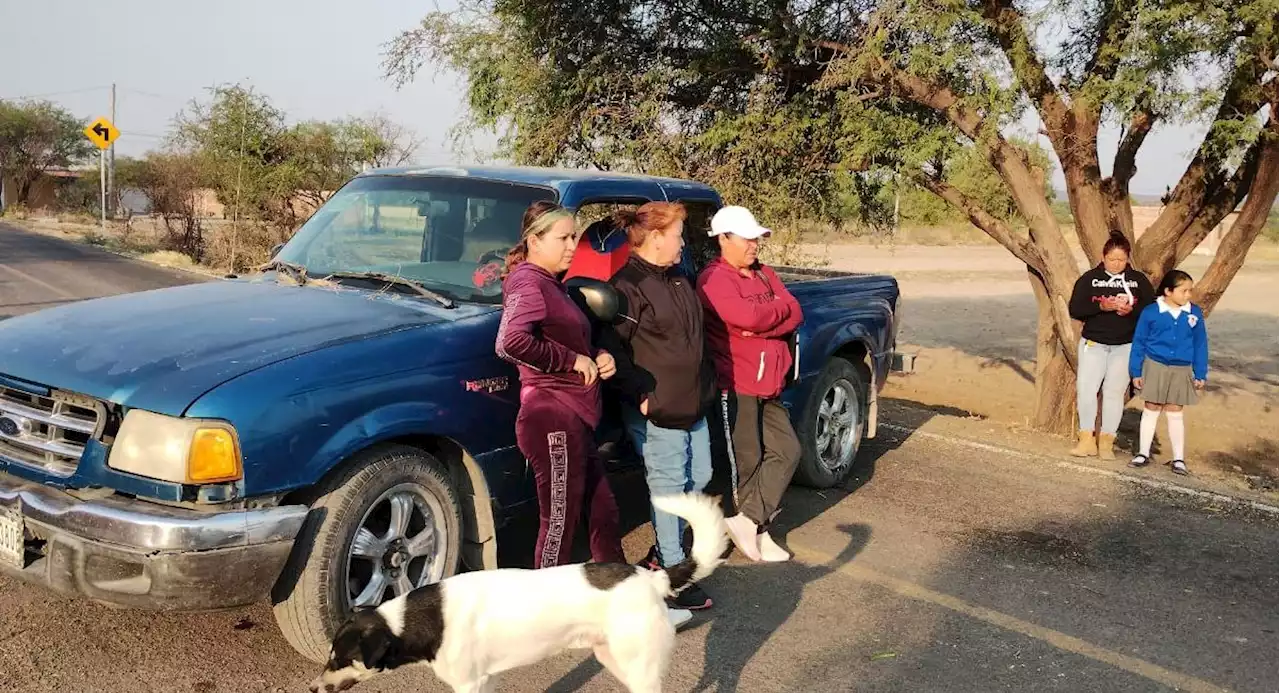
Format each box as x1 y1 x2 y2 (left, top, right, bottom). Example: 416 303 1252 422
1127 270 1210 476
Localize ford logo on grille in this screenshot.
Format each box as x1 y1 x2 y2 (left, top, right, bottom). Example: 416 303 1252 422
0 416 20 437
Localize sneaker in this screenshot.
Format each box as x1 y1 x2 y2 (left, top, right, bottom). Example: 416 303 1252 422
725 513 762 561
758 532 791 562
667 607 693 630
668 583 713 610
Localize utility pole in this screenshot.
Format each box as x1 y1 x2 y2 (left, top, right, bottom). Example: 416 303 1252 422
108 83 116 218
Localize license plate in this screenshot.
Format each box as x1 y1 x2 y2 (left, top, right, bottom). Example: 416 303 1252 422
0 507 23 568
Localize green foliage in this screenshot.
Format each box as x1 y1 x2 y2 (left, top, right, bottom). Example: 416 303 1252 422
0 99 96 205
172 84 419 231
383 0 1072 235
173 84 294 227
387 0 1271 249
383 0 880 229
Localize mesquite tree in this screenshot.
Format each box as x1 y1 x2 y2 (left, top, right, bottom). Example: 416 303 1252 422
386 0 1277 432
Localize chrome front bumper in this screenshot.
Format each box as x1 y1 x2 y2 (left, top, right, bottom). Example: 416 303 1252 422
0 472 309 610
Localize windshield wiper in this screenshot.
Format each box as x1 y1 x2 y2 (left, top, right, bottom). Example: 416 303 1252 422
259 259 310 285
324 271 457 309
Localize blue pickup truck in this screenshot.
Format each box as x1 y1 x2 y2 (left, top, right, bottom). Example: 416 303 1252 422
0 166 900 661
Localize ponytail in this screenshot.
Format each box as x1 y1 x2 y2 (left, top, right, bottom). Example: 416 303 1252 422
612 202 687 247
503 240 529 278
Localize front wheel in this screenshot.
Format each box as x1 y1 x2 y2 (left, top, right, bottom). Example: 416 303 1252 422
271 444 462 663
794 357 868 488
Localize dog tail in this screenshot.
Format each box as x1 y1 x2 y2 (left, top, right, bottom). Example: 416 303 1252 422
650 492 728 594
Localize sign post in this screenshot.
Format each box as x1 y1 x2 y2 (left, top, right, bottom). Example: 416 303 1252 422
83 116 121 229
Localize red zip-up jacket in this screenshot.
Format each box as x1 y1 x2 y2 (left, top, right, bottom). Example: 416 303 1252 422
696 258 803 399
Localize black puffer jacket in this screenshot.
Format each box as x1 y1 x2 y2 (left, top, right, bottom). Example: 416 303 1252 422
599 255 717 430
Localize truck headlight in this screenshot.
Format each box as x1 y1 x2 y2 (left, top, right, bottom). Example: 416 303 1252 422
107 410 243 484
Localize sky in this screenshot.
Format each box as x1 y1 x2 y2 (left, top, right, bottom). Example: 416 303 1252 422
0 0 1209 198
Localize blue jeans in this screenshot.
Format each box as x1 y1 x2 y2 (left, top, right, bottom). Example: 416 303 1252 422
1077 338 1132 435
622 407 713 567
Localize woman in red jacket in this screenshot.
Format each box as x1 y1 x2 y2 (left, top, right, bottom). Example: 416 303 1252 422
696 205 803 562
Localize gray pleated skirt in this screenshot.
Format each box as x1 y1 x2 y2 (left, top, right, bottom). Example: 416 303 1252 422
1140 358 1197 406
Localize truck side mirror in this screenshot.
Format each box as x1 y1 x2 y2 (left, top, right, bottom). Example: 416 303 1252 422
565 277 620 323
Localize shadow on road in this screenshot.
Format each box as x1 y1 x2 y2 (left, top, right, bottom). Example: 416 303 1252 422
522 397 972 691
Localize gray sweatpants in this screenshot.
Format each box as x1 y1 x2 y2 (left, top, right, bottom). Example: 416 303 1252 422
1076 338 1131 435
713 390 802 527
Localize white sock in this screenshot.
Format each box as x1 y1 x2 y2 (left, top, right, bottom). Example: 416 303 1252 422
1139 409 1160 456
1166 411 1185 460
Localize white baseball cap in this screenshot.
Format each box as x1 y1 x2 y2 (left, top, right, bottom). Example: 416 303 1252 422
709 205 771 240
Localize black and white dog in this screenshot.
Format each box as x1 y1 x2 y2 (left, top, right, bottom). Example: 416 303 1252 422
310 492 728 693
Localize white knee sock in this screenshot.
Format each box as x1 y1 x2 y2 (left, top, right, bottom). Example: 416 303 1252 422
1139 409 1160 456
1166 411 1185 460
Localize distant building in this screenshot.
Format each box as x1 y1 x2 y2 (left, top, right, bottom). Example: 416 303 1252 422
0 167 85 212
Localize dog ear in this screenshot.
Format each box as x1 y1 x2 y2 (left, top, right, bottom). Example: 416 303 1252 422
359 629 392 671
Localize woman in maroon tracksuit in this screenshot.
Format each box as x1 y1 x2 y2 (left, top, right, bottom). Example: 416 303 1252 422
495 201 626 568
697 205 803 563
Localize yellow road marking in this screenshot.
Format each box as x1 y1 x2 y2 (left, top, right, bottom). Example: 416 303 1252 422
789 544 1233 693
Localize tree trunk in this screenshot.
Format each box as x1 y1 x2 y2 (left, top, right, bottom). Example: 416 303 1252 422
1059 128 1112 263
17 176 35 206
1029 267 1078 434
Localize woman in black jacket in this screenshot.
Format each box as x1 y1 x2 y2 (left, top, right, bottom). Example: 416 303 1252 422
599 201 719 612
1067 231 1155 460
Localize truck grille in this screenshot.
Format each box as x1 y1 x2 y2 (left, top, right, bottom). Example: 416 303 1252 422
0 383 106 477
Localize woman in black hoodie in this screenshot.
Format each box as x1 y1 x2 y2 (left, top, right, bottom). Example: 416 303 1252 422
1067 231 1155 460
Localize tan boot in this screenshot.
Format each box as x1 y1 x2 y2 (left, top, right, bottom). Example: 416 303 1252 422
1070 431 1097 457
1097 433 1117 461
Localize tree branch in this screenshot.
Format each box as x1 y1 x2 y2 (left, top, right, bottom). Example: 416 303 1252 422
1099 104 1156 239
1171 133 1265 264
1112 106 1155 189
1081 1 1139 86
911 171 1043 272
869 57 985 138
1134 24 1276 264
1196 107 1278 316
978 0 1069 137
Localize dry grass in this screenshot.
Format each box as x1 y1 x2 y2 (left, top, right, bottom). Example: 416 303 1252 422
140 250 197 268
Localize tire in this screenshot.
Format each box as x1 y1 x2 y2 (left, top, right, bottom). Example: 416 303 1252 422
271 444 462 663
794 357 869 488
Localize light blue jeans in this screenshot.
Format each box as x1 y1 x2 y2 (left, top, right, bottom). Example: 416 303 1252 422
1077 339 1132 436
622 407 713 567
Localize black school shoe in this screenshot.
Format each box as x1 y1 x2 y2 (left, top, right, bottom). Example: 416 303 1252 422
637 545 714 610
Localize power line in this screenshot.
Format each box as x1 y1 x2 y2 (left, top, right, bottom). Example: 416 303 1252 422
0 86 111 101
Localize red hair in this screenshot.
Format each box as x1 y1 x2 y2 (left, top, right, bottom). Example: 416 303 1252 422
612 201 687 247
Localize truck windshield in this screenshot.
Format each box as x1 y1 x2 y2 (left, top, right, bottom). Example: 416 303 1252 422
275 174 556 304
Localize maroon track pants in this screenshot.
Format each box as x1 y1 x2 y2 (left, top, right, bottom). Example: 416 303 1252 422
515 393 625 568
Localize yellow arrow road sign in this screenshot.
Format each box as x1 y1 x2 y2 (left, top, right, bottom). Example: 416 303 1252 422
83 116 120 150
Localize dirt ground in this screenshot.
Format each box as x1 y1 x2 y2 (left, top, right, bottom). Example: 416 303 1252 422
801 242 1280 492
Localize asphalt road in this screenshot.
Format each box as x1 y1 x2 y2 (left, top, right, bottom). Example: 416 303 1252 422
0 222 1276 693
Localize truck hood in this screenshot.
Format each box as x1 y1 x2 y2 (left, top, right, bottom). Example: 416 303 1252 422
0 278 489 414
